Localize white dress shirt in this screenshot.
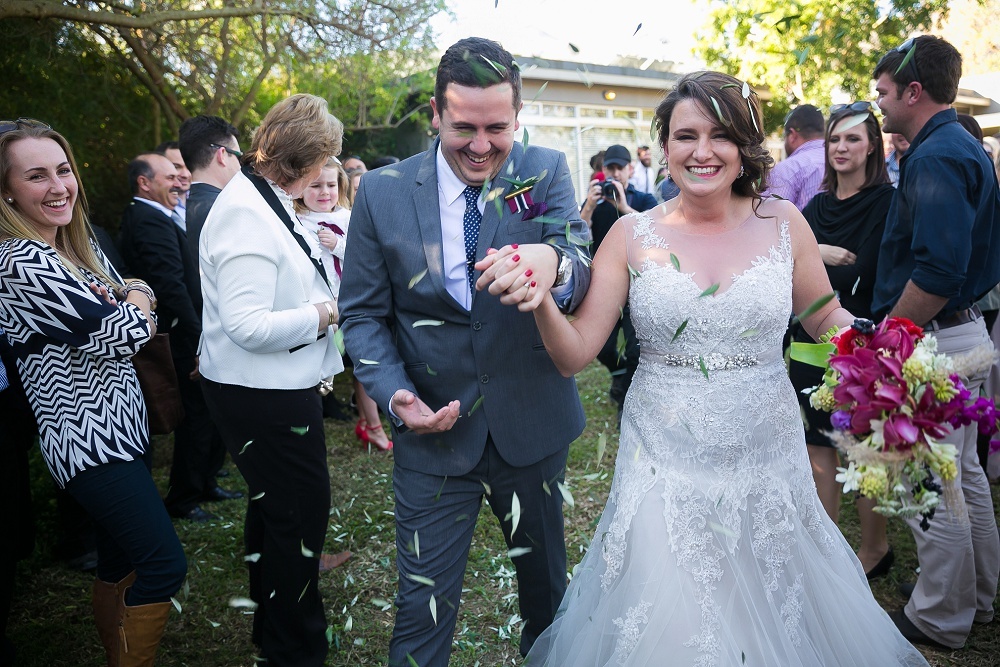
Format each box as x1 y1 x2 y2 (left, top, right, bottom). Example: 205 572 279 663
436 148 483 310
629 163 658 196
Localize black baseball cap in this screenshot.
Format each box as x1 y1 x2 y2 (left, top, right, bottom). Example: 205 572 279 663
603 145 631 168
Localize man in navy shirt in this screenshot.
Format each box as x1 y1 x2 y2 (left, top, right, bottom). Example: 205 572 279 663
872 35 1000 651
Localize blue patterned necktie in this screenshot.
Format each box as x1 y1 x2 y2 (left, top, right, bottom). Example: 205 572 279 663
462 185 483 291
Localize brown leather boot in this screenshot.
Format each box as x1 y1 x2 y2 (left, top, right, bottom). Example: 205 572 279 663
92 572 136 667
118 586 171 667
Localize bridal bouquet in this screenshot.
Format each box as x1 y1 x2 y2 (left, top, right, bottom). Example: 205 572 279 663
800 317 999 529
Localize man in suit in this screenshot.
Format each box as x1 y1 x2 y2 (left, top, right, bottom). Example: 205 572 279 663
340 37 592 667
178 116 241 270
155 141 192 226
118 152 240 522
177 116 243 481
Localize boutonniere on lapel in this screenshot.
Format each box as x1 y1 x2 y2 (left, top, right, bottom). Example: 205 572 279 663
499 173 549 221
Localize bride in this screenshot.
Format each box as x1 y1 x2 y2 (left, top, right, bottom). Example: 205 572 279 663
482 72 929 665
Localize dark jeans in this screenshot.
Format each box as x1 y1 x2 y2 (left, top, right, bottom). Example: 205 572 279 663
65 460 186 605
202 379 330 667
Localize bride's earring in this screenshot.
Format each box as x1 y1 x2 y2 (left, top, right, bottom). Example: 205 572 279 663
737 165 745 179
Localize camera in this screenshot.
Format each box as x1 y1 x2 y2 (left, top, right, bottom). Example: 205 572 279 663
601 180 619 199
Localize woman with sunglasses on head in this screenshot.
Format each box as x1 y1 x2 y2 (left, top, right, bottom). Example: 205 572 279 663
0 119 186 665
788 102 897 579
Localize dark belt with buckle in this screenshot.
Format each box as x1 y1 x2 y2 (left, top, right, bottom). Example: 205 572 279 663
924 305 982 331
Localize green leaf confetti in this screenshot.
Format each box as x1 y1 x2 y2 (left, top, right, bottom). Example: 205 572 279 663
407 574 436 587
671 319 689 343
792 292 836 324
468 395 484 417
408 268 428 289
699 283 720 298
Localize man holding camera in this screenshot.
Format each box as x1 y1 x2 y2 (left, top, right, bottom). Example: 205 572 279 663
581 144 657 251
580 144 657 424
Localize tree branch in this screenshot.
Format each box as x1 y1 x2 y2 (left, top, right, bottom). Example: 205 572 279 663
2 0 319 27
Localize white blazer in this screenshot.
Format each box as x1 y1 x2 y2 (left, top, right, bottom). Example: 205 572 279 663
198 171 343 390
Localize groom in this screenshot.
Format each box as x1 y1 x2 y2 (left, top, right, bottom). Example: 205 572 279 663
340 37 591 666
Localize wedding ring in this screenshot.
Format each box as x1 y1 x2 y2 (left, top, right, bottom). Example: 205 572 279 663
524 281 531 289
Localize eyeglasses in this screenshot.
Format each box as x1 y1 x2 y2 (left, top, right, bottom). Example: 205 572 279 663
830 101 878 115
0 118 51 134
210 143 242 158
894 37 920 84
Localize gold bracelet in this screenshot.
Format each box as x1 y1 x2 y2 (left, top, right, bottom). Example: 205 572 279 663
323 301 336 328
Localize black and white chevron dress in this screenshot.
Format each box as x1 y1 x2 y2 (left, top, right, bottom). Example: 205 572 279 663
0 238 152 487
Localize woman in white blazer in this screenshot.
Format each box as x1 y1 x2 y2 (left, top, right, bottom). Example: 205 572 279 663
198 94 342 667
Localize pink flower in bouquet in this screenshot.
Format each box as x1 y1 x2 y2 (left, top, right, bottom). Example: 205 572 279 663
881 413 922 450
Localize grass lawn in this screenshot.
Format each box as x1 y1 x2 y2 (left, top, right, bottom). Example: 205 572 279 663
8 362 1000 666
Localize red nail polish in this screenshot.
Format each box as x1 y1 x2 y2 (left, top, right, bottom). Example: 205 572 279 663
530 281 537 287
512 254 520 262
525 269 533 277
511 244 519 249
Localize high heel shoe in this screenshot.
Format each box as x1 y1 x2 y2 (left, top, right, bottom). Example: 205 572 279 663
355 418 393 452
865 547 894 580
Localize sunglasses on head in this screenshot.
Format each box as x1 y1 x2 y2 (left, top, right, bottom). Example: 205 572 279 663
0 118 51 134
830 101 877 115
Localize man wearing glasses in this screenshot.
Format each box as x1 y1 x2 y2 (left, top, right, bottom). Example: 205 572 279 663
873 35 1000 651
178 116 243 269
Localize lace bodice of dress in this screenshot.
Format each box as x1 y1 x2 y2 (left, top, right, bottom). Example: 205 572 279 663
625 210 792 364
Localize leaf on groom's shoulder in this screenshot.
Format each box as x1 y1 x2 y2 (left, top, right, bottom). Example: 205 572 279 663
378 169 401 178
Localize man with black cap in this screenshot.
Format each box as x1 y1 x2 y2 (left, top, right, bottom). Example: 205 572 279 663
580 144 657 424
581 144 657 252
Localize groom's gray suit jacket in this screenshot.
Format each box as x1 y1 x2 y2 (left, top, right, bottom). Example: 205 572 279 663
340 140 590 476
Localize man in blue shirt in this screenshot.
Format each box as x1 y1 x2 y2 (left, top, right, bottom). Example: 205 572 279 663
872 34 1000 651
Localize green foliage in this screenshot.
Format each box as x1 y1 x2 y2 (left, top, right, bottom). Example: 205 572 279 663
0 19 155 231
697 0 951 130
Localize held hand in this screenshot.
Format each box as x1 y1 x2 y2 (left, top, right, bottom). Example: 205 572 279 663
190 355 201 381
390 390 460 434
474 244 560 310
89 282 118 306
317 228 339 251
818 244 857 266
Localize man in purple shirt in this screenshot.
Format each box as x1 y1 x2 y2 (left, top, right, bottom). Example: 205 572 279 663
768 104 826 209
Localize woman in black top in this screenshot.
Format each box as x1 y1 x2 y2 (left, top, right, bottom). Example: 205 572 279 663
788 103 896 578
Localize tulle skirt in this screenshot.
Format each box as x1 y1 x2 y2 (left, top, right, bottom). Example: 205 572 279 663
526 422 929 667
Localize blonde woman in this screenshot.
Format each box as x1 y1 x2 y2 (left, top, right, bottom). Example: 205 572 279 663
198 95 343 666
0 119 185 666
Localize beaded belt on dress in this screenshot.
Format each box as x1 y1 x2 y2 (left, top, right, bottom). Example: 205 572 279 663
645 348 781 371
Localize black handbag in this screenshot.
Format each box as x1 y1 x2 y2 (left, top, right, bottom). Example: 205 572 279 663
132 333 184 435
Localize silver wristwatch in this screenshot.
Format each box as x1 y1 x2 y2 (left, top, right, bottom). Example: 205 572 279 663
552 247 573 288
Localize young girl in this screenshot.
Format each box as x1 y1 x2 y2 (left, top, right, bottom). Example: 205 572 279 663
296 158 393 453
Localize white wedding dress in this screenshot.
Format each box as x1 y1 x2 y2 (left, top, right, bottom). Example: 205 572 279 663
526 213 928 666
